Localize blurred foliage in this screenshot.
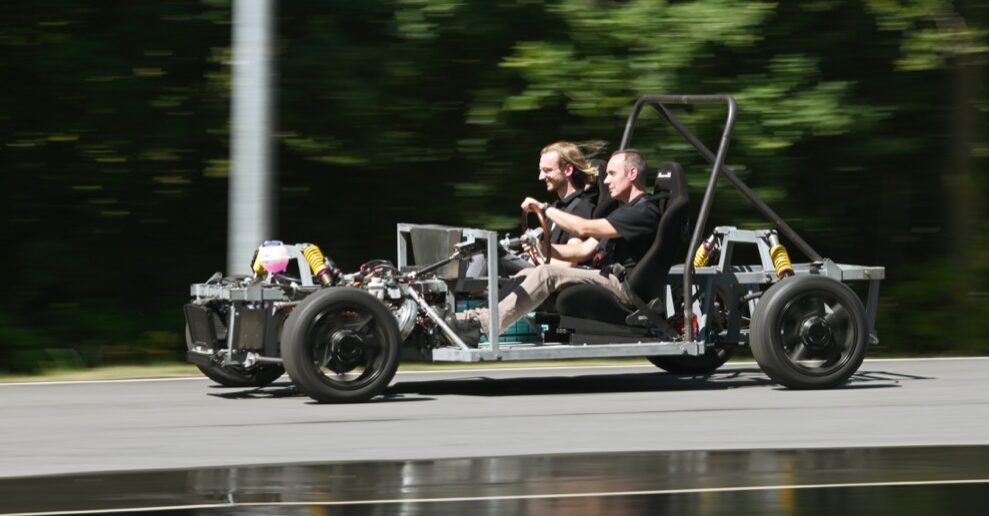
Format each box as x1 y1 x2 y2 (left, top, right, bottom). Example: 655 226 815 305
0 0 987 373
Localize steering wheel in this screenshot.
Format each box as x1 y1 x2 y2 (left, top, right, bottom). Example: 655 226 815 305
522 208 552 265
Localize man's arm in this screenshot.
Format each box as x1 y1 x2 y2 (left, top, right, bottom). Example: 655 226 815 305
522 197 621 240
549 237 599 263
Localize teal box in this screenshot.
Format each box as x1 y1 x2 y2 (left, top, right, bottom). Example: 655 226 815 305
455 298 541 344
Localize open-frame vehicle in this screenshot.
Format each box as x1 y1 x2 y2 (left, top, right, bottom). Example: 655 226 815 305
184 94 885 403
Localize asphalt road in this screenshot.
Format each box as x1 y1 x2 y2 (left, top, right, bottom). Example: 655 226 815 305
1 358 987 479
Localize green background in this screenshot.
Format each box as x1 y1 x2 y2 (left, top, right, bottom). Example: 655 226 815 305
1 0 987 373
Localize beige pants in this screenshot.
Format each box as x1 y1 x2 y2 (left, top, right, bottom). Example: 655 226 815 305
468 264 629 336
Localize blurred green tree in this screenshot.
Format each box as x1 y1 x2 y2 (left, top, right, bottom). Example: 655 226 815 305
0 0 986 373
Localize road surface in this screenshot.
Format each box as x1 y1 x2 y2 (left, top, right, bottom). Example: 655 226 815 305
1 358 986 479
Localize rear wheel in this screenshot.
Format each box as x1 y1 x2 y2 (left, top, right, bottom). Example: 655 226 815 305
195 363 285 388
648 345 735 375
281 288 401 403
750 275 868 389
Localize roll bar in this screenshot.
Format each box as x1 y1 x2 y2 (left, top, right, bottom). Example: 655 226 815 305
618 94 823 342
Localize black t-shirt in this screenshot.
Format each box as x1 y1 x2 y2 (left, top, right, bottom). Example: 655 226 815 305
549 191 595 244
601 194 661 269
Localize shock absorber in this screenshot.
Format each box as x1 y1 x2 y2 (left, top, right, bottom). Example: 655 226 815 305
250 247 266 277
303 244 341 286
693 233 719 268
767 232 794 279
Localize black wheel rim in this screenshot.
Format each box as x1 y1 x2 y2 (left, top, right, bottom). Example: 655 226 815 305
775 289 858 376
306 303 389 391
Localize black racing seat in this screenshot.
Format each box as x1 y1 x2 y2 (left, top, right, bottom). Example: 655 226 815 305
555 161 690 327
589 158 619 219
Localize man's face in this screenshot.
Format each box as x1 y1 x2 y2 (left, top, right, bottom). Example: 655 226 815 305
538 151 571 194
604 154 634 202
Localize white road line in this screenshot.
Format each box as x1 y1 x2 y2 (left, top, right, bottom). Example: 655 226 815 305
5 478 989 515
1 356 986 387
0 376 209 387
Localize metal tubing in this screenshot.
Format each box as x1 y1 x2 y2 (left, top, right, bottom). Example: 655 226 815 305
226 302 238 356
619 98 649 150
681 97 737 342
486 236 500 355
407 287 471 351
866 279 880 338
397 227 406 269
620 95 745 342
620 95 732 150
654 104 823 263
411 252 460 279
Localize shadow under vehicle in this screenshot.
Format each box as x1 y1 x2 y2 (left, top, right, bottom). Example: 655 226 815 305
183 94 885 403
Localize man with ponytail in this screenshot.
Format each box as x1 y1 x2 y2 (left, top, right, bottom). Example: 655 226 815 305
536 141 602 247
468 141 602 275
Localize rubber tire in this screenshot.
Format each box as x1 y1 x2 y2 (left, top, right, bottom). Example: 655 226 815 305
185 326 285 388
195 363 285 388
648 345 734 375
281 288 401 403
750 275 868 389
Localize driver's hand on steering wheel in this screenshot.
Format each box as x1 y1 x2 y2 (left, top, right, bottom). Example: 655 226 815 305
521 197 543 213
519 243 535 263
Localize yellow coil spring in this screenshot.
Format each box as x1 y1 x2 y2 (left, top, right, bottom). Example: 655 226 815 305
770 244 794 279
693 245 712 268
694 235 717 268
303 245 332 285
251 248 266 276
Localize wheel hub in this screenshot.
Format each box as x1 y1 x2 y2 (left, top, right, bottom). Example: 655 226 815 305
331 329 365 363
799 316 832 350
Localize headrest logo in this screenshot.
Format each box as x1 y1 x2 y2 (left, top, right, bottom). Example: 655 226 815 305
657 172 672 178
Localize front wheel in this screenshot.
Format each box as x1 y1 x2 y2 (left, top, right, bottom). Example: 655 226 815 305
750 275 868 389
281 288 401 403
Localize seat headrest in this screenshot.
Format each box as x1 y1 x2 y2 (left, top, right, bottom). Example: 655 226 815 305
653 160 687 212
653 161 685 197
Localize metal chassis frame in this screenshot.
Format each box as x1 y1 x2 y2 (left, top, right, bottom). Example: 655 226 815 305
422 94 884 363
396 224 503 352
669 226 885 345
184 95 886 366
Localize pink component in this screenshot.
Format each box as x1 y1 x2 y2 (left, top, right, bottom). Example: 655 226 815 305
258 244 291 274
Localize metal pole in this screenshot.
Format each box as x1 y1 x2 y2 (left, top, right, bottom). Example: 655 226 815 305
227 0 276 274
681 97 736 342
619 97 649 150
486 233 500 356
619 95 739 343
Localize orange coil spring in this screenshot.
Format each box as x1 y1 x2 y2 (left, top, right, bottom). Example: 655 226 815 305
770 244 794 279
303 245 333 285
